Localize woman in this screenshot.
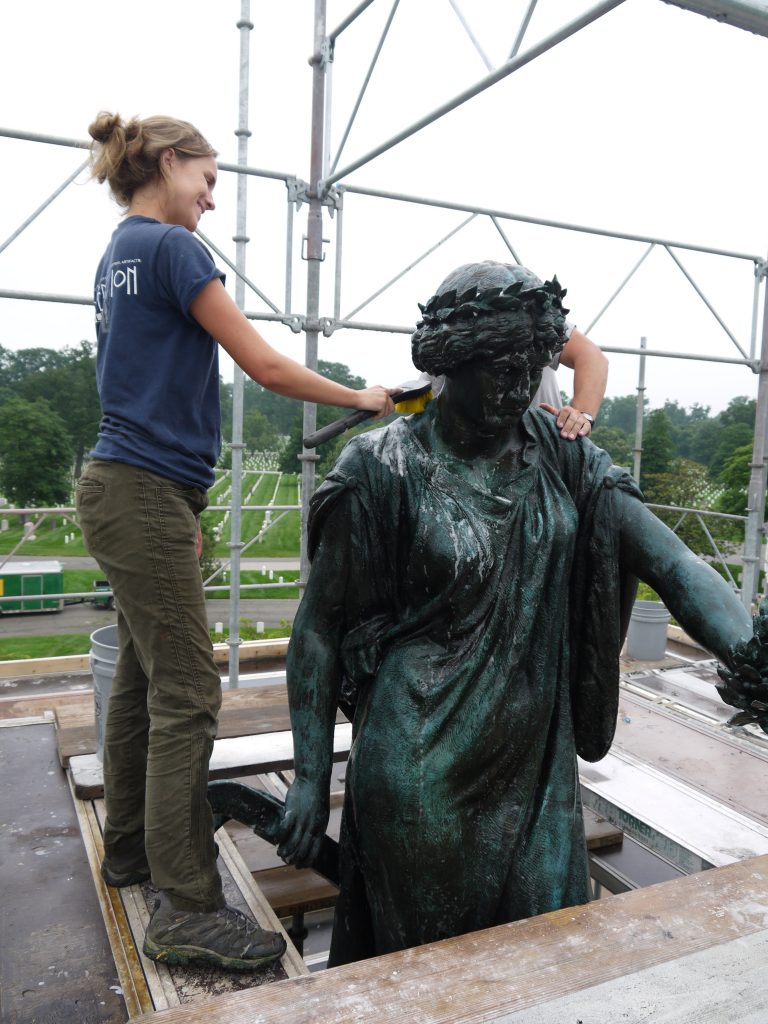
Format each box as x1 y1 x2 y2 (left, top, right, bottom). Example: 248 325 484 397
277 260 762 965
76 111 396 972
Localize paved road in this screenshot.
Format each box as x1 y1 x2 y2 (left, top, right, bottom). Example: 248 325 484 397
0 552 300 637
0 598 299 637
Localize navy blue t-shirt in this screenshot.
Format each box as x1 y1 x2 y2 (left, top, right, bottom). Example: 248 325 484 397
91 216 225 490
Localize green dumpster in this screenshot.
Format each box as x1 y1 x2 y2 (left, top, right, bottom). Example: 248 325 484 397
0 560 64 613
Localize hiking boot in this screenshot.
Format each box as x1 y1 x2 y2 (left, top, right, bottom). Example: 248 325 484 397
101 858 152 888
143 893 286 972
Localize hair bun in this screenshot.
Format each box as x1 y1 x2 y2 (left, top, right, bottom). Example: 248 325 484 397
124 118 141 143
88 111 123 145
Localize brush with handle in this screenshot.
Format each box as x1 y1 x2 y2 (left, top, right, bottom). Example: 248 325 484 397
303 379 433 449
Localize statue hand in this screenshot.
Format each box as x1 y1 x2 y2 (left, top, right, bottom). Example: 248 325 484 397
717 598 768 734
275 777 330 868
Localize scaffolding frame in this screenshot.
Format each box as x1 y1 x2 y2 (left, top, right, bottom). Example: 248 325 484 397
1 0 767 685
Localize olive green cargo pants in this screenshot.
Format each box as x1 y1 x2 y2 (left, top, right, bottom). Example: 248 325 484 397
76 460 224 912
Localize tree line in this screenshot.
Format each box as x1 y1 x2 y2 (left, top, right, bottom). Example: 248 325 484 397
0 343 759 543
591 392 757 520
0 344 367 505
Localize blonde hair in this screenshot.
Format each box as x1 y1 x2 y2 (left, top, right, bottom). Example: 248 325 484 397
88 111 217 208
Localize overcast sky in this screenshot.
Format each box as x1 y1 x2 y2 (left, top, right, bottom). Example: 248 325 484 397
1 0 766 414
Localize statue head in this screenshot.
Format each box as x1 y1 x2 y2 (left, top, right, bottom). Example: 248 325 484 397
411 261 569 379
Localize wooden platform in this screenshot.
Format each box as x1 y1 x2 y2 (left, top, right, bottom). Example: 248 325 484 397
52 683 342 767
68 724 355 800
70 782 308 1016
130 853 768 1023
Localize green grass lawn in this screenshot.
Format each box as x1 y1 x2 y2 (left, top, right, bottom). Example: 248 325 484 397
209 618 292 642
0 625 291 660
212 472 300 558
0 635 93 661
0 629 291 665
0 472 298 664
205 569 300 600
0 514 87 556
245 475 300 558
64 569 104 593
0 471 300 562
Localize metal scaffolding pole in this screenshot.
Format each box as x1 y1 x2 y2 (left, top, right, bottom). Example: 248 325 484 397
330 0 401 175
0 159 88 257
321 0 628 192
660 0 768 36
341 182 762 261
633 337 647 482
227 1 254 688
510 0 540 58
299 0 328 585
742 268 768 609
447 0 494 71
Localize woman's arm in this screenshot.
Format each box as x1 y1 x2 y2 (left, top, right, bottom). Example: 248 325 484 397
190 278 396 414
275 498 352 868
619 495 751 662
540 328 608 440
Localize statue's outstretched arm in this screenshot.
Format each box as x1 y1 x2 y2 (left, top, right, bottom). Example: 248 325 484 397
276 498 351 868
617 496 768 727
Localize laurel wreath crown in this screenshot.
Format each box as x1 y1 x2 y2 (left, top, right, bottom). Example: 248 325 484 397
417 276 569 328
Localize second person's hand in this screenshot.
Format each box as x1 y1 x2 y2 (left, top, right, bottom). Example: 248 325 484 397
539 402 593 440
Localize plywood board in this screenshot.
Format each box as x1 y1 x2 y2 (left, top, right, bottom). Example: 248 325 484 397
54 684 347 767
129 854 768 1024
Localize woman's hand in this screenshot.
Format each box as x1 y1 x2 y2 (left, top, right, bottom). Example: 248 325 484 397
276 777 330 868
353 385 399 419
539 402 593 440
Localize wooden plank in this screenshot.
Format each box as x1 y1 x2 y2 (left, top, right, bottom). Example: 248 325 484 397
76 795 308 1016
0 639 289 680
0 653 90 678
217 829 308 979
130 854 768 1024
54 683 349 767
503 929 768 1022
254 866 339 918
70 783 155 1018
69 724 354 799
244 809 617 922
0 688 92 722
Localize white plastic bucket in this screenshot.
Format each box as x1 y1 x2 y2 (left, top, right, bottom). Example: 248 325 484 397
626 600 671 661
90 624 118 762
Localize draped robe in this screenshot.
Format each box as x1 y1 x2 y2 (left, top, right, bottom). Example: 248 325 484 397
302 404 641 964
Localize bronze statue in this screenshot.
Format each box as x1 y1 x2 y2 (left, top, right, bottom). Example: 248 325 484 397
276 261 766 965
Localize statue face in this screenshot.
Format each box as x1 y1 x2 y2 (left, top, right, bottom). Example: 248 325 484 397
448 351 544 429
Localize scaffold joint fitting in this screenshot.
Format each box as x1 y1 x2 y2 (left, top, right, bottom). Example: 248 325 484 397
286 177 309 210
282 314 305 334
322 186 343 217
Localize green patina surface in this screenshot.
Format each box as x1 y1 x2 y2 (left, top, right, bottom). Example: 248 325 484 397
273 262 759 966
